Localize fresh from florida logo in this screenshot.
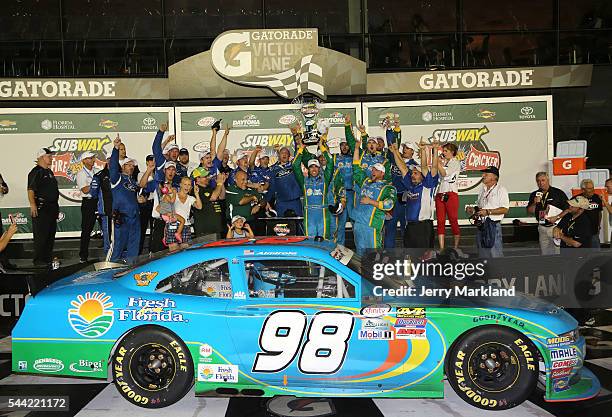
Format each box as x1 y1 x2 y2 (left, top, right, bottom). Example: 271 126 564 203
68 292 114 338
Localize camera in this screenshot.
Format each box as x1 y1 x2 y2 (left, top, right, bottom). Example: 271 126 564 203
469 206 484 228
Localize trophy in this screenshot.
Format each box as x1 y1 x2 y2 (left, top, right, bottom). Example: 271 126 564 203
291 95 329 153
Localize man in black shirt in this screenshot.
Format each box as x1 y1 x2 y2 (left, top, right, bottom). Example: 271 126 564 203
578 179 603 248
553 196 593 252
192 168 227 239
527 172 569 255
27 148 60 267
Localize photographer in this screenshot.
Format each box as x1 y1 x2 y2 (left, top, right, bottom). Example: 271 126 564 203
467 166 509 258
27 148 59 268
527 172 568 255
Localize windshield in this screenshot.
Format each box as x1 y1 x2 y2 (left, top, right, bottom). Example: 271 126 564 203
112 235 217 278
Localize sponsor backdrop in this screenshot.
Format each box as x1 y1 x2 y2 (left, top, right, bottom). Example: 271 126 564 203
176 103 362 165
0 107 175 237
363 96 553 221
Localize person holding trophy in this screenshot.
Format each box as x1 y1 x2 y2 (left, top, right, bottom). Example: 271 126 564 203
292 142 337 238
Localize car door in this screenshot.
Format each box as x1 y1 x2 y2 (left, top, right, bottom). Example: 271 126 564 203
226 255 371 390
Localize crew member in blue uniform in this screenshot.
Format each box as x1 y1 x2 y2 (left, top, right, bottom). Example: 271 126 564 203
390 143 439 249
108 136 140 261
267 146 303 217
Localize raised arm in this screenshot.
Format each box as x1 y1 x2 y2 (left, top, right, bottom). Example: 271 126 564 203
153 123 167 173
292 145 306 187
344 114 356 154
216 124 230 159
389 143 409 177
352 136 366 186
109 138 121 184
249 145 261 170
357 120 368 152
321 144 334 184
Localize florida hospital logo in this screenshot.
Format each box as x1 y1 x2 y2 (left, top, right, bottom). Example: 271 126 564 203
210 28 325 99
68 292 114 338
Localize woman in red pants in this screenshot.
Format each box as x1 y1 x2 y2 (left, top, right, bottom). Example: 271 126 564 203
435 143 461 249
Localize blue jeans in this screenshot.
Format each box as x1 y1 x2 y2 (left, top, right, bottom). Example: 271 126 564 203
476 222 504 258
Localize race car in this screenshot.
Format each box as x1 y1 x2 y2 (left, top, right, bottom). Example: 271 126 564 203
11 237 600 409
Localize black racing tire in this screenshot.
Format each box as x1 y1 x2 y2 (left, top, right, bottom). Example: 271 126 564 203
112 326 194 408
446 325 539 410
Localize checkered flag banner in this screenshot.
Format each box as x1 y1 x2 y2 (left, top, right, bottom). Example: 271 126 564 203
241 55 325 99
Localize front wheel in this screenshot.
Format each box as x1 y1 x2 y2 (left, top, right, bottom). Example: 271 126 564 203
112 326 194 408
446 325 539 410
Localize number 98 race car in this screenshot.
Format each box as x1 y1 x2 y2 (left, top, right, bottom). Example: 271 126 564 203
11 237 600 409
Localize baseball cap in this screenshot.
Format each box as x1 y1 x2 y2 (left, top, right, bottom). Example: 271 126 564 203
199 151 211 160
568 195 591 209
372 163 386 174
481 166 500 177
403 142 418 152
231 215 246 224
411 165 422 173
179 148 189 155
308 159 321 168
163 143 179 154
191 167 210 179
367 136 378 143
236 150 249 160
146 154 154 161
80 151 95 161
34 147 52 159
163 161 177 170
119 157 138 166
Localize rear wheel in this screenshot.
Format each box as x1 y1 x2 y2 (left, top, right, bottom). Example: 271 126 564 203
112 326 194 408
446 325 539 410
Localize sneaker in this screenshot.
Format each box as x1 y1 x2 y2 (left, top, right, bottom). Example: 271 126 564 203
79 258 88 264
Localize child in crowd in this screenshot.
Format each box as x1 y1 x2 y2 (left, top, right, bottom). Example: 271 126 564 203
156 184 185 245
227 215 254 239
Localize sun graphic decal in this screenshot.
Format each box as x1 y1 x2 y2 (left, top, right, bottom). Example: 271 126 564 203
68 292 114 338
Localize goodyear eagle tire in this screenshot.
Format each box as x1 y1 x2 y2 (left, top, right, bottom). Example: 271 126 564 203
446 325 538 410
112 326 194 408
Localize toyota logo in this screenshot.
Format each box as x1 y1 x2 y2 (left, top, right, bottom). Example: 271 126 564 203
520 106 534 116
142 117 157 126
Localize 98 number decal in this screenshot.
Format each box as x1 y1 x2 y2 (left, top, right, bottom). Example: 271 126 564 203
252 310 354 374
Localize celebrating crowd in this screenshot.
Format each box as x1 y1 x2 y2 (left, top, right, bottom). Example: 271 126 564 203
1 115 611 270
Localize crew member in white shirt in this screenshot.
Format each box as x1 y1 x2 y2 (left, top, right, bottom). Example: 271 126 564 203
467 166 509 258
76 151 100 263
